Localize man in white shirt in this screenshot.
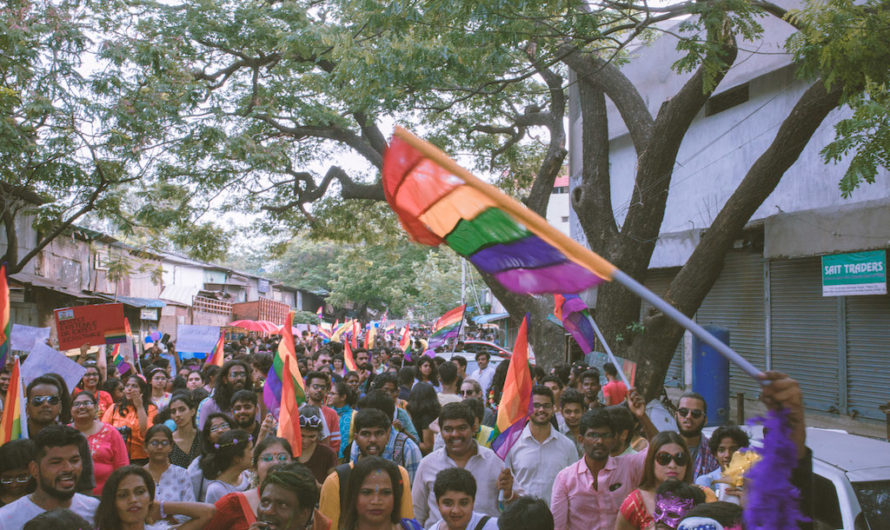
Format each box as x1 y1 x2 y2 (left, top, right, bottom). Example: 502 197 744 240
504 385 578 506
467 352 496 398
0 425 99 530
412 403 517 528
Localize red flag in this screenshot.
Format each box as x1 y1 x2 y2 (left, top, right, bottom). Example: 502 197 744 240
344 340 358 372
351 321 358 349
277 355 303 457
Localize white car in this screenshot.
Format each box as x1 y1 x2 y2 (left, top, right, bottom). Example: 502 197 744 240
437 350 506 376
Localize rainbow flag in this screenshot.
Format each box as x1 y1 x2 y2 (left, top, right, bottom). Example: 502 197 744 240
316 306 323 319
351 320 359 349
554 294 596 354
205 333 225 367
428 304 465 349
344 339 358 372
112 318 135 375
491 315 532 459
277 355 303 457
399 325 412 361
0 358 28 443
367 324 377 349
318 325 333 341
264 311 307 417
0 264 9 367
382 127 615 295
331 320 351 343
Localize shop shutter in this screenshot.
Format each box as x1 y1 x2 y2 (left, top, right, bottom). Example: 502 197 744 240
696 250 767 399
769 258 840 413
643 268 685 387
845 294 890 420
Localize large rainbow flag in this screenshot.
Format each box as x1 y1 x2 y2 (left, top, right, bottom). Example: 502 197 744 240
554 294 596 353
491 315 532 459
0 264 9 367
0 358 28 443
205 333 225 367
344 339 359 372
264 311 306 417
277 355 303 457
428 304 465 349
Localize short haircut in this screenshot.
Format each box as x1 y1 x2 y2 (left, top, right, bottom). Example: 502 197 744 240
580 369 601 383
603 362 618 377
304 370 330 388
144 424 173 445
0 439 36 473
438 402 475 428
23 509 92 530
372 372 398 390
474 351 491 361
498 496 553 530
260 462 320 511
678 392 708 413
397 367 415 386
461 398 485 422
708 425 750 455
358 389 395 420
559 388 585 409
230 389 257 407
531 384 554 403
434 467 476 501
541 375 564 389
461 378 482 395
32 424 82 461
438 361 458 385
578 408 612 437
605 405 635 435
353 408 391 433
452 356 467 369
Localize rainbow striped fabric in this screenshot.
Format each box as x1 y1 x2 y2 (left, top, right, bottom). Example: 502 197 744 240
277 355 303 457
316 306 323 318
205 333 225 367
491 314 532 459
0 264 9 367
428 304 465 349
382 127 616 295
399 325 412 360
344 340 358 372
112 318 135 375
0 358 28 443
264 311 306 417
554 294 597 354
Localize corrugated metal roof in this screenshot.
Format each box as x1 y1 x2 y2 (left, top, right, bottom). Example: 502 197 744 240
159 284 200 306
96 294 165 308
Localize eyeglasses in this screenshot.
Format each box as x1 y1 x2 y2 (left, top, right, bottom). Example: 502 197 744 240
72 401 94 408
655 452 689 467
677 408 704 419
584 431 614 440
210 424 231 432
30 395 60 407
299 416 324 429
147 440 171 448
260 453 291 463
0 474 31 485
531 402 553 410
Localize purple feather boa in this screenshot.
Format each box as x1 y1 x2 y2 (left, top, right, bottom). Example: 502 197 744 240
743 407 809 529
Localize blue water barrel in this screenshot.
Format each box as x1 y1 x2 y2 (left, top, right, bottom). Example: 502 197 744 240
692 325 730 427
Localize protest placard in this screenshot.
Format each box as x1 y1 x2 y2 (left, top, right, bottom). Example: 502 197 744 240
10 324 51 352
22 342 87 392
176 324 221 353
54 303 126 350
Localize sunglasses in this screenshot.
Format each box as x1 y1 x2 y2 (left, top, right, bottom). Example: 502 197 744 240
655 451 689 467
677 408 704 419
299 416 324 429
260 453 291 463
30 395 60 407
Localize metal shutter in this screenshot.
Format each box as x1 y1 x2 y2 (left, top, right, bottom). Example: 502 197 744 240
769 258 840 413
644 268 685 387
696 250 767 398
845 294 890 420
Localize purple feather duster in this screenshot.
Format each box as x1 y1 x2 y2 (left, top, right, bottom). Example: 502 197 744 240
743 407 809 529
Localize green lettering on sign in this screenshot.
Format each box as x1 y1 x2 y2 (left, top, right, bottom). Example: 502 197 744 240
821 250 887 296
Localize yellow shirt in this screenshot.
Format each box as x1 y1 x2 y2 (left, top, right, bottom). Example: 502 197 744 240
319 462 414 529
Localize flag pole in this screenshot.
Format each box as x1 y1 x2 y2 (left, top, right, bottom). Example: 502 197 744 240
586 316 631 388
612 270 763 380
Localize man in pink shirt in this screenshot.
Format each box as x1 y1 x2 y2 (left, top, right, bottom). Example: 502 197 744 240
551 408 647 530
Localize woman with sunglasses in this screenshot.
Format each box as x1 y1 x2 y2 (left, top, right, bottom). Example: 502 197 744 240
200 429 254 504
168 392 201 468
102 374 158 464
71 391 129 495
0 440 36 507
296 405 338 486
73 362 114 417
143 424 196 523
616 431 713 530
205 436 294 529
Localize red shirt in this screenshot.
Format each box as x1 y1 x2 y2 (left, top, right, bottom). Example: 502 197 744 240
602 380 628 406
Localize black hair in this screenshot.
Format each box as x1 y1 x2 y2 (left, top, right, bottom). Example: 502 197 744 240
144 424 174 445
199 429 252 480
461 397 484 422
414 356 439 386
353 408 391 433
541 375 564 389
358 389 396 420
0 438 36 473
551 362 571 385
531 384 554 403
342 457 403 529
656 478 705 504
372 372 398 391
102 377 122 395
117 374 151 416
679 501 743 526
252 436 293 468
251 353 273 377
230 388 257 408
438 362 459 385
532 365 546 384
559 388 585 409
170 375 188 393
213 360 252 410
474 350 491 361
678 391 708 414
202 364 221 383
71 390 97 405
26 374 70 424
498 496 553 530
23 508 92 530
200 412 235 455
148 367 168 382
438 402 475 429
603 362 618 377
580 369 601 383
407 382 442 432
333 381 357 407
708 425 750 455
434 467 476 501
260 462 319 513
451 356 467 369
305 370 331 389
605 405 636 436
490 360 510 404
31 424 82 461
579 408 613 437
397 367 415 386
95 466 155 530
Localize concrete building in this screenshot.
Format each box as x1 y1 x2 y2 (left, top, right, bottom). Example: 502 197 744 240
568 2 890 424
545 174 571 236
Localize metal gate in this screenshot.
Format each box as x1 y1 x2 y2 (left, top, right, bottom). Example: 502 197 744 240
696 250 767 398
845 294 890 420
769 258 840 413
643 268 685 388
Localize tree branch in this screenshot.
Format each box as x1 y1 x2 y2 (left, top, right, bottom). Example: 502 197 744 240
254 114 384 168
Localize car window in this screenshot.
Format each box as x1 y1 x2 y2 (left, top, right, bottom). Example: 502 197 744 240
852 480 890 530
813 474 844 529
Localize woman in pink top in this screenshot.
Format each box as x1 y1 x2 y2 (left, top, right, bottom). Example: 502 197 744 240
71 391 129 495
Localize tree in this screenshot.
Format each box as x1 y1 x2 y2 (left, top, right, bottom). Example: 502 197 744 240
99 0 889 399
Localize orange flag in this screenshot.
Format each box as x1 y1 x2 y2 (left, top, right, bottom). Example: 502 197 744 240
277 355 303 457
351 321 359 349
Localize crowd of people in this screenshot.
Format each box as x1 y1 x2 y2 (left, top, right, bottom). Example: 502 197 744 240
0 329 814 530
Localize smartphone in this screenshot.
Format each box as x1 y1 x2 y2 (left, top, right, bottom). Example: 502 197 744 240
161 333 171 345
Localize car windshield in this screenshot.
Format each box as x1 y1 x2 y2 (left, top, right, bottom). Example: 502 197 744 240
852 480 890 530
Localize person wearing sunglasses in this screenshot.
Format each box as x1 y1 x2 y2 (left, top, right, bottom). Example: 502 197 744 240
296 406 338 486
205 436 294 529
0 440 36 507
25 375 69 437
